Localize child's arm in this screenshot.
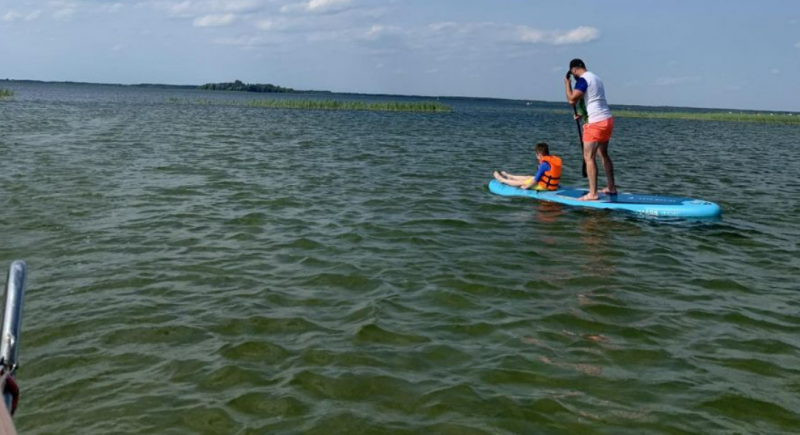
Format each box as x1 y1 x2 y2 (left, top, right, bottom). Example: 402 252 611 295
523 161 551 189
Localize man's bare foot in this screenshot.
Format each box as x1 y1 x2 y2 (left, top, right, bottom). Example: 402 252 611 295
578 193 599 201
600 187 618 195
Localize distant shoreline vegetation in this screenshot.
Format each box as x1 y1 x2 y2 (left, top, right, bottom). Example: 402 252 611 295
197 80 295 93
0 88 14 99
245 99 452 112
166 97 452 113
549 108 799 125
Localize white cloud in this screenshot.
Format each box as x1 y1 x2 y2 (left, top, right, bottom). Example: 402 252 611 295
193 13 236 27
282 0 353 14
255 17 300 31
428 22 458 33
2 10 22 21
552 26 600 45
100 3 124 13
212 0 262 13
5 9 41 22
655 76 701 86
363 24 402 40
171 1 192 14
257 19 275 30
53 7 76 20
160 0 263 17
46 1 78 20
213 35 284 50
517 25 599 45
307 0 351 11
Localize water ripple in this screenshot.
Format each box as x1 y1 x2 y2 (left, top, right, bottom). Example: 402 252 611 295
2 83 799 434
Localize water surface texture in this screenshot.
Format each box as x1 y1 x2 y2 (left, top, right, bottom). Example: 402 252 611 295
2 83 799 434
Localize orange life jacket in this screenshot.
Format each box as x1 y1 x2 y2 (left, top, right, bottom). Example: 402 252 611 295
536 155 562 190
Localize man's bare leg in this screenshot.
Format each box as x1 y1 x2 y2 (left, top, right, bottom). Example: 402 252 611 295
597 141 617 194
579 142 600 201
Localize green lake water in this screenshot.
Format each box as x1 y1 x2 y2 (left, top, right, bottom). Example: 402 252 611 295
1 83 799 434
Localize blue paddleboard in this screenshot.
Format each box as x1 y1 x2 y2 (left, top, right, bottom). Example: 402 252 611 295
488 179 721 218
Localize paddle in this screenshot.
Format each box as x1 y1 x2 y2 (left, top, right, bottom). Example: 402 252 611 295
572 105 588 178
567 72 588 178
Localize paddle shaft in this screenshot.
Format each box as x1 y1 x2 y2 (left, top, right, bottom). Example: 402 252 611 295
572 105 588 178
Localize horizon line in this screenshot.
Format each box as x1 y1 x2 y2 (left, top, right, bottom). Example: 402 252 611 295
3 78 797 114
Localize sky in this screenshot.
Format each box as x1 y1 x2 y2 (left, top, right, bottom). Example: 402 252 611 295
0 0 799 111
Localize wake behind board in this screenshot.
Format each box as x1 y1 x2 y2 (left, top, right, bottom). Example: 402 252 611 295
488 179 721 218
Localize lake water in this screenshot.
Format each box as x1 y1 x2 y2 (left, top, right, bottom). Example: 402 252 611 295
1 82 799 434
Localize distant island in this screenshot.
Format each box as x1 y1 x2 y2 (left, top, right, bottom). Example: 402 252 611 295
1 78 324 93
198 80 294 93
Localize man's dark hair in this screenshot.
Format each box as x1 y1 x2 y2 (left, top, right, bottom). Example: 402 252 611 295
569 58 586 69
535 142 550 155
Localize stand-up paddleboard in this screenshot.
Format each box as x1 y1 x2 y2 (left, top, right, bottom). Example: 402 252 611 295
488 180 722 218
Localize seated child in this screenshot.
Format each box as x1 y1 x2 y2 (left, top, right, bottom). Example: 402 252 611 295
494 142 562 190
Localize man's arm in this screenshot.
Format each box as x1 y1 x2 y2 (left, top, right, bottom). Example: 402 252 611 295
565 77 586 106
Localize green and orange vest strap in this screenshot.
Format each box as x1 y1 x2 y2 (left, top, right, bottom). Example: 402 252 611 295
537 155 562 190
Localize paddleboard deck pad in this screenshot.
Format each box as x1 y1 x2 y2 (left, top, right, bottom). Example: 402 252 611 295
488 180 721 218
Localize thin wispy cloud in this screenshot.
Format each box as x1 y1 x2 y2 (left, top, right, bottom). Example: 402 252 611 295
2 10 22 21
517 25 599 45
213 35 279 48
5 9 44 22
282 0 353 14
160 0 264 19
99 3 123 13
194 13 236 27
655 76 702 86
53 8 75 20
171 1 192 14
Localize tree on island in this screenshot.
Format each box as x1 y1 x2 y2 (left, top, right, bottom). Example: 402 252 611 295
197 80 294 93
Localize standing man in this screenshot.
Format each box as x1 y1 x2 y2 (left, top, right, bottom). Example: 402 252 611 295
564 59 616 201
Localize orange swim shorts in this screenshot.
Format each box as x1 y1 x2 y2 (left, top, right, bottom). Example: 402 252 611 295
583 117 614 143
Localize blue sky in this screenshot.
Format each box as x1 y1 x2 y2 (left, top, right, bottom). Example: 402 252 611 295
1 0 798 110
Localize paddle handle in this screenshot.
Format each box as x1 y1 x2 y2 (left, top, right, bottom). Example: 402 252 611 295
572 105 588 178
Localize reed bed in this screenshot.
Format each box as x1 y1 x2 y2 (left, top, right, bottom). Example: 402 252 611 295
551 108 800 125
166 97 452 113
245 99 452 112
0 89 14 99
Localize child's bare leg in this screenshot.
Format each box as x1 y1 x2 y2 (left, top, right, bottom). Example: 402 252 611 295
504 174 531 182
494 171 532 187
